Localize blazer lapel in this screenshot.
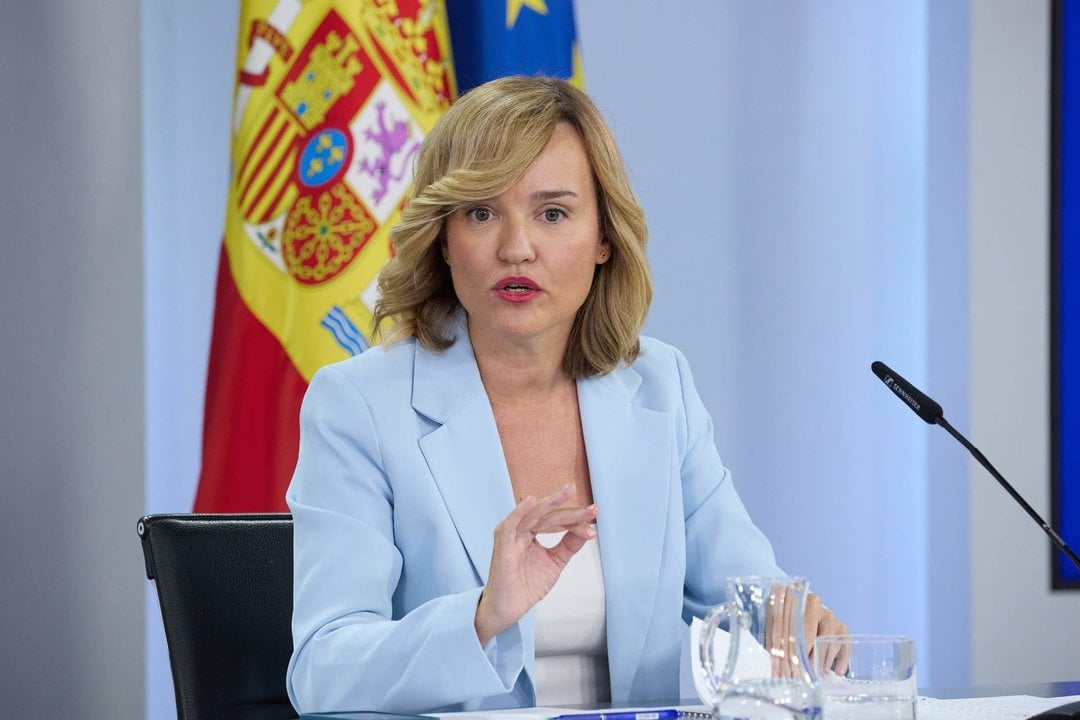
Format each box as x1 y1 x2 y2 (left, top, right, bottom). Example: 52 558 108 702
579 367 673 701
413 331 515 586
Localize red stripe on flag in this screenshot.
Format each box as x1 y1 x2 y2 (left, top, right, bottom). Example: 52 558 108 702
242 134 297 220
238 66 270 88
194 244 308 512
254 157 297 224
239 106 283 180
239 115 291 209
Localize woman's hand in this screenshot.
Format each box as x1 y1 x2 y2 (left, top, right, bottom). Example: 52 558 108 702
805 592 848 672
474 483 599 646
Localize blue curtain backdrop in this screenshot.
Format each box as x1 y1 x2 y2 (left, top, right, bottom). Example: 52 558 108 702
1055 0 1080 587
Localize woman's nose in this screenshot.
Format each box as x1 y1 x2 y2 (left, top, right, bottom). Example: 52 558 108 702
496 216 536 264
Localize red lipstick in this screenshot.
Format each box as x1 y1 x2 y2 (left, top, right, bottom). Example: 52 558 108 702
493 276 541 303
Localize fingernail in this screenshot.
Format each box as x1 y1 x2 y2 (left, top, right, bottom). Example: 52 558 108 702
585 527 597 538
588 503 598 511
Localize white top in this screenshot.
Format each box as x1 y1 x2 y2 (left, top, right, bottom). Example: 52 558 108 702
532 532 610 705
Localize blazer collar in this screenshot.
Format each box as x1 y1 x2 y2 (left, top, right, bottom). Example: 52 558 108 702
413 320 513 587
411 315 482 424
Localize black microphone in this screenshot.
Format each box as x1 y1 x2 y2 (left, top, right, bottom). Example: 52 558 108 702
870 361 943 424
871 360 1080 572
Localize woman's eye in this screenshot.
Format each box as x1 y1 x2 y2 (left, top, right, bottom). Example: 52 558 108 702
466 207 491 222
542 208 566 223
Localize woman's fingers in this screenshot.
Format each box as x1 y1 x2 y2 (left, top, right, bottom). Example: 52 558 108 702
822 618 850 674
515 483 600 537
805 593 826 669
531 504 599 534
765 584 781 677
780 585 796 679
516 483 574 533
495 485 571 540
546 523 597 567
804 592 824 653
496 494 537 536
804 593 849 674
763 584 813 679
835 631 851 675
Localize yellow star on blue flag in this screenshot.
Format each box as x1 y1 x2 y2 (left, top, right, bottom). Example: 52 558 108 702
446 0 581 94
506 0 548 28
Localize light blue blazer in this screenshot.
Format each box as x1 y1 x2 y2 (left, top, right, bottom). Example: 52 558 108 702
286 326 782 714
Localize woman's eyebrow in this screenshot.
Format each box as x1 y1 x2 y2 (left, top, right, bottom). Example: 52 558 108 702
530 189 578 201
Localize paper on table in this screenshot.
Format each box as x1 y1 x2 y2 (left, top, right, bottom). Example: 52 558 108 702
434 708 573 720
688 616 772 704
435 705 712 720
434 696 1080 720
434 706 710 720
918 694 1080 719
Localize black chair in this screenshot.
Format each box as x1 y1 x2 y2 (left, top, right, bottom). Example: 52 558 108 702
139 513 298 720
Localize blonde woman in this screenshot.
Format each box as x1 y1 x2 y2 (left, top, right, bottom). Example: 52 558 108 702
286 76 843 714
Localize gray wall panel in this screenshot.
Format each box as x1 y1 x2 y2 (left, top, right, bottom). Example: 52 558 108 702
0 0 145 717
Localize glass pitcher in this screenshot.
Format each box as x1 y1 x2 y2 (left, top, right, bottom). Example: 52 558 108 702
698 576 821 720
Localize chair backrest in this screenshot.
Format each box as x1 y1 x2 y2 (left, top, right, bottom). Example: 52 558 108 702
139 513 297 720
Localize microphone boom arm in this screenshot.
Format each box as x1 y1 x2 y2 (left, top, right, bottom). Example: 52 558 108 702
933 414 1080 571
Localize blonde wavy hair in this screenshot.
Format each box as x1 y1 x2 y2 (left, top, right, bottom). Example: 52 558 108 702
374 76 652 378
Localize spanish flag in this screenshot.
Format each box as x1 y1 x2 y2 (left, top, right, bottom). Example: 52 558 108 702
195 0 581 512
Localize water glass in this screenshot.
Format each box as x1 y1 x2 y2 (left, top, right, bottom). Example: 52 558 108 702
813 635 916 720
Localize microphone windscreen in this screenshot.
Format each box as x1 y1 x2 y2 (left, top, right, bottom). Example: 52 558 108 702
871 361 944 424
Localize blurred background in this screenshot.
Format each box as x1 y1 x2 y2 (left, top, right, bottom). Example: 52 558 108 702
2 1 1076 718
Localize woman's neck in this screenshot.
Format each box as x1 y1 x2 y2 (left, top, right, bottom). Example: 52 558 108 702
468 325 573 402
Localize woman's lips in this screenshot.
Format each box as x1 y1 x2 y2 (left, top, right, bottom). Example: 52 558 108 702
494 276 541 302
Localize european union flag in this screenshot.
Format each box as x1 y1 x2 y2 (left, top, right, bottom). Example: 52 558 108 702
446 0 581 95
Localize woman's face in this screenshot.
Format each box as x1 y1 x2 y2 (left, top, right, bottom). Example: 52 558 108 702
444 122 610 354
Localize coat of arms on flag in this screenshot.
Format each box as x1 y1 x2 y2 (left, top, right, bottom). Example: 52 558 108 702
227 1 453 379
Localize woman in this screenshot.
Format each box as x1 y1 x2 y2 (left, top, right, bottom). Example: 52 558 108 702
286 76 843 714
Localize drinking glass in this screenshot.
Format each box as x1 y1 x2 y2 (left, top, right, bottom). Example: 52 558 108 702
813 635 916 720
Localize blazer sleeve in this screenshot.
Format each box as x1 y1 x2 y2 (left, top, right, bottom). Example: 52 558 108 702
285 365 524 714
672 347 785 623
